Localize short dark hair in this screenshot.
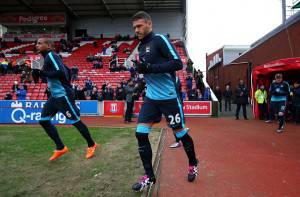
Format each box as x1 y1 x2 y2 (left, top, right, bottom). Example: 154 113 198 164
132 11 151 22
275 73 283 79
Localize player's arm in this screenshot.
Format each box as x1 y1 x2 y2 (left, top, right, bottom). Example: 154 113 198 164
137 35 183 74
149 35 183 73
41 52 65 78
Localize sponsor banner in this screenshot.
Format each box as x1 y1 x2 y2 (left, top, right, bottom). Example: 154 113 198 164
103 101 125 117
0 14 66 25
3 33 67 42
183 101 212 115
0 100 98 124
133 101 143 115
133 101 212 116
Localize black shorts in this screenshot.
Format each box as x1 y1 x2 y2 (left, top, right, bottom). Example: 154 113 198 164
138 97 185 130
40 95 80 123
270 101 286 114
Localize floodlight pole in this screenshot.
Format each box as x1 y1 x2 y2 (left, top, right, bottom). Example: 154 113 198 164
282 0 286 23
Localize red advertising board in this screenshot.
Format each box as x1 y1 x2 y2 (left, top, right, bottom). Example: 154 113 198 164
0 14 66 25
3 33 67 42
133 101 212 116
133 101 143 115
183 101 212 115
103 101 125 117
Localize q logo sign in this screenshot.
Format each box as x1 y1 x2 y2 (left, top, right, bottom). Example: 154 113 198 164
11 108 27 123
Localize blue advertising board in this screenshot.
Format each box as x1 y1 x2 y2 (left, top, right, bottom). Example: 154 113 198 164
0 100 98 124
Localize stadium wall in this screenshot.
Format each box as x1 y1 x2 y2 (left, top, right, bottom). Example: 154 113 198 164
206 12 300 91
71 12 185 39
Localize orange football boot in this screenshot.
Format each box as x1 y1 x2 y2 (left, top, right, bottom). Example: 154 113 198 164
49 146 69 161
86 143 98 159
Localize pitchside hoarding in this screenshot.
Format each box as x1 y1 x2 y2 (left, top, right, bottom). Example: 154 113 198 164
105 101 212 117
0 100 98 124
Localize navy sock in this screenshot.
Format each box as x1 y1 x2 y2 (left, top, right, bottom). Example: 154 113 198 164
73 120 95 147
180 133 197 166
39 120 64 150
136 132 155 178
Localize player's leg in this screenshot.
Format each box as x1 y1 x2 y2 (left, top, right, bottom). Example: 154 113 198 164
160 98 198 182
58 96 97 158
39 98 68 161
277 101 286 133
132 97 161 192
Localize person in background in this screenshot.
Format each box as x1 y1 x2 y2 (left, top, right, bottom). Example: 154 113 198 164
235 79 249 120
76 85 87 100
104 84 114 100
291 81 300 124
116 84 126 100
16 85 27 100
214 86 222 112
4 91 13 100
90 87 99 100
265 74 290 133
203 87 211 101
188 85 198 101
254 84 268 120
125 80 135 123
12 81 19 92
84 77 93 96
223 85 233 111
186 75 193 91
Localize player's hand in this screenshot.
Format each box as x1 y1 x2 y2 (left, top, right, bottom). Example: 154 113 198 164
136 61 151 74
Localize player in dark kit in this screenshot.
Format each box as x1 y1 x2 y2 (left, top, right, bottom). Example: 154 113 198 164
131 11 198 192
36 38 98 161
265 73 290 132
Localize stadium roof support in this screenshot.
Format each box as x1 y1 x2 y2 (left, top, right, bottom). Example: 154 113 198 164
17 0 36 13
101 0 114 19
59 0 79 18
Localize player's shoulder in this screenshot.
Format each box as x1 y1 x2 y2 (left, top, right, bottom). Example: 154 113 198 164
153 34 169 43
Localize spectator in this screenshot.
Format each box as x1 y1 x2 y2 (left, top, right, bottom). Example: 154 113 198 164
223 85 233 111
291 81 300 124
120 78 127 89
186 75 193 90
115 84 126 100
125 80 135 123
128 65 136 78
4 91 13 100
195 70 204 92
197 89 203 101
104 84 114 100
71 65 79 81
21 83 28 91
214 86 222 112
93 41 98 48
203 87 211 101
16 85 27 100
132 83 140 101
254 84 268 120
12 81 19 92
84 77 93 96
235 79 249 120
76 85 86 100
0 58 9 75
101 81 109 92
90 87 99 100
102 45 107 55
188 85 198 101
93 60 103 69
86 53 94 62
